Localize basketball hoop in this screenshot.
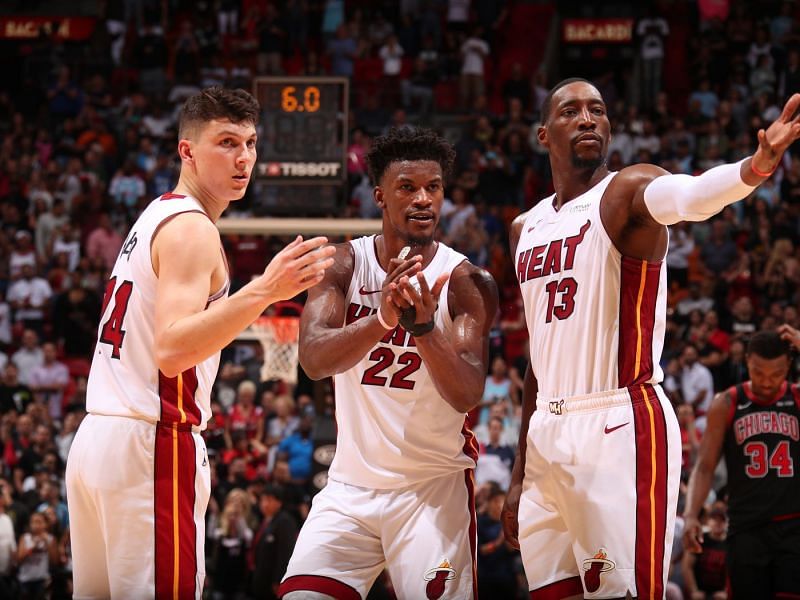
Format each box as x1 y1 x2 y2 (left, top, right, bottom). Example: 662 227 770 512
246 315 300 384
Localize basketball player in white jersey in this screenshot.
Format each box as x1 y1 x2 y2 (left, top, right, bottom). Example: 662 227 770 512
278 128 498 600
501 79 800 599
65 87 335 599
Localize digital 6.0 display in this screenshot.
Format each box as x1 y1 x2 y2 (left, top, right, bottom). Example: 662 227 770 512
254 77 348 183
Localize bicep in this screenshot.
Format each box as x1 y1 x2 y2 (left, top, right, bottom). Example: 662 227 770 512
697 394 730 466
153 215 219 335
450 267 499 362
298 245 351 343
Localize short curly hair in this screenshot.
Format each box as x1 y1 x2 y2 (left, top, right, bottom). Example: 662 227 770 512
366 127 456 186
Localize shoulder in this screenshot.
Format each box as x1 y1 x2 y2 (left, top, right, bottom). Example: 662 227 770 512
313 241 354 294
605 163 671 199
155 210 220 245
448 261 499 319
450 261 498 300
509 207 535 254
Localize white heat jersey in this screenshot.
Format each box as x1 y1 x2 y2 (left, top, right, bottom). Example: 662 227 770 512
328 236 478 489
516 173 667 398
86 193 228 429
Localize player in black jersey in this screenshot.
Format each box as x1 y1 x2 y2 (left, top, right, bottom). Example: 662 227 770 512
683 331 800 599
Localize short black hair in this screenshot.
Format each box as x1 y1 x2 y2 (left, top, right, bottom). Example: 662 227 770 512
747 330 791 359
540 77 593 122
365 127 456 186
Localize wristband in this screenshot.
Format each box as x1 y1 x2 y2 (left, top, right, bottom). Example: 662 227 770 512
750 159 777 178
376 306 394 330
405 318 436 337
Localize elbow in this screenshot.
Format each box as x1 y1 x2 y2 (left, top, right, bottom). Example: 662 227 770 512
298 353 326 381
156 346 189 379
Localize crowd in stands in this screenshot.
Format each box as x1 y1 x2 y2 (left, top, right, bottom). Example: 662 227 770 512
0 0 798 597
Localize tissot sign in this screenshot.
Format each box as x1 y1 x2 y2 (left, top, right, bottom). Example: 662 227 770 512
562 19 634 44
0 16 96 40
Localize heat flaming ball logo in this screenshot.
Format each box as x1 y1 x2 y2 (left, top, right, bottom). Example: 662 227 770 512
423 558 456 599
581 548 616 592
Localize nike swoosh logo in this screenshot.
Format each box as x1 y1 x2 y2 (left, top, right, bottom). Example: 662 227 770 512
737 402 752 410
359 285 382 295
604 422 629 434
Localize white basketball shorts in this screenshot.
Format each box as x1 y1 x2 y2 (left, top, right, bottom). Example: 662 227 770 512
519 384 680 599
279 469 477 600
66 414 210 599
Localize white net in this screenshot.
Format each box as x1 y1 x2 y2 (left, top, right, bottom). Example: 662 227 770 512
247 316 300 384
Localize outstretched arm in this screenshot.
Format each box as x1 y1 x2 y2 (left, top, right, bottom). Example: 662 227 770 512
153 214 335 377
682 390 730 553
602 93 800 261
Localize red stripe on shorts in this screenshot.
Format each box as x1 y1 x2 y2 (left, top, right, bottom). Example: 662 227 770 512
154 423 198 599
618 257 661 387
464 469 478 600
631 384 668 600
159 368 201 426
279 575 361 600
529 576 583 599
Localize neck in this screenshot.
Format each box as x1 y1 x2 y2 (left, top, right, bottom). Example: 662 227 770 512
550 160 609 209
375 233 438 270
172 173 228 222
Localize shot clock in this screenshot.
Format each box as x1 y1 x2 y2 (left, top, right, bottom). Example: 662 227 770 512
254 77 349 184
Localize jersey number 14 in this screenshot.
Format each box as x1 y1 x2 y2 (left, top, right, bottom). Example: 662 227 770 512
99 276 134 359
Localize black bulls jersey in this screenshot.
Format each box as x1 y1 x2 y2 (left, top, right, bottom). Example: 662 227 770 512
723 382 800 534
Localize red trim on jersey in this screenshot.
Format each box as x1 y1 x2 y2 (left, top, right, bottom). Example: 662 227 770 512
631 384 668 600
792 384 800 410
618 257 661 388
773 512 800 522
529 576 582 599
462 418 479 463
278 575 361 600
160 192 186 200
159 368 201 426
775 594 800 600
154 424 198 600
726 386 738 427
464 469 478 600
742 380 788 405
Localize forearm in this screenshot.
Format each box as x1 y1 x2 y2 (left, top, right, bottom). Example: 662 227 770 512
684 463 714 519
156 278 276 377
644 158 758 225
299 314 389 379
414 328 485 413
510 366 537 484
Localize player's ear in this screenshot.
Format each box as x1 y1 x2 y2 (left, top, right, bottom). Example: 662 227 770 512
177 139 193 163
537 125 548 149
374 186 385 210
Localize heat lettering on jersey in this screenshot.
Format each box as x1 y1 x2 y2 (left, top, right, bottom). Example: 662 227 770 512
517 220 590 284
734 412 800 445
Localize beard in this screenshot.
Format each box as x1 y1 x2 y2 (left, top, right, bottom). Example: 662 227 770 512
405 232 435 246
571 153 606 170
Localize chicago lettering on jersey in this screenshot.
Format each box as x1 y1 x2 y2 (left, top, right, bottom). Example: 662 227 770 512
517 220 591 284
345 302 417 348
734 411 800 445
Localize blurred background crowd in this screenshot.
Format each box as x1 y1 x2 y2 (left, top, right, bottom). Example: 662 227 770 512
0 0 799 597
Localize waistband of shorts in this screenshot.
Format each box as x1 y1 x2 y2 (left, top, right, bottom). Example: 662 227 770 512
88 412 202 433
536 385 661 415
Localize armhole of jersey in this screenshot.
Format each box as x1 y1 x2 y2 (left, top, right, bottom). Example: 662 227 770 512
343 238 363 318
726 386 738 427
792 384 800 410
149 209 210 276
443 257 468 325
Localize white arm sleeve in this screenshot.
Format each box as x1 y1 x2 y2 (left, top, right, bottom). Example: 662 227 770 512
643 159 757 225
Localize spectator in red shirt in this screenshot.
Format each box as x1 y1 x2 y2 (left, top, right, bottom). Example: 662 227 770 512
85 214 123 271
